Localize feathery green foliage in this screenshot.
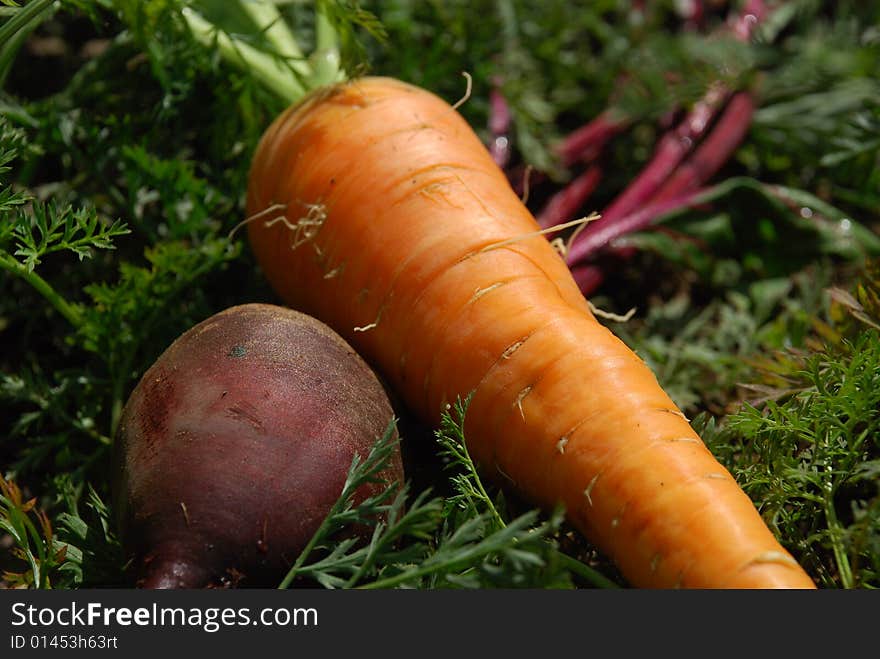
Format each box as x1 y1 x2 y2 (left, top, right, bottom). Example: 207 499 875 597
278 413 607 590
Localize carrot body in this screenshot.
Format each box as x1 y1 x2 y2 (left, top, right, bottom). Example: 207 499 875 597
246 77 815 589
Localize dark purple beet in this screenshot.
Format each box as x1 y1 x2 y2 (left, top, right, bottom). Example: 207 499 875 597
113 303 403 588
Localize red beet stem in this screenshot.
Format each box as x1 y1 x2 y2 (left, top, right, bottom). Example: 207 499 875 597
536 165 603 230
556 0 761 174
566 189 703 269
564 1 769 289
567 91 754 291
489 84 511 134
556 111 627 168
606 83 727 222
563 83 727 256
650 92 755 204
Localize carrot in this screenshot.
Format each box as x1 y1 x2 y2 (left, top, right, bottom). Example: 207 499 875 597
244 76 816 589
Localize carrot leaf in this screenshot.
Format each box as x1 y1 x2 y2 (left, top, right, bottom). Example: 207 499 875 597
436 393 506 532
279 418 600 589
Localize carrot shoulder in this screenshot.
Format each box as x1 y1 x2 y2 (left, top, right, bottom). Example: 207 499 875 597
246 76 816 589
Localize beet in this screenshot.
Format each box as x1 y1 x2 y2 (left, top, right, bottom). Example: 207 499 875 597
113 303 403 588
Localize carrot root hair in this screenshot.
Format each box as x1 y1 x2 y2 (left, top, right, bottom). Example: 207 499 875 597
587 302 636 323
471 212 601 259
451 71 473 110
226 203 288 242
266 201 328 250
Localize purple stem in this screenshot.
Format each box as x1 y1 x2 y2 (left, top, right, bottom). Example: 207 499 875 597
567 189 704 270
570 188 714 297
554 0 764 174
565 1 770 293
556 111 626 168
567 83 727 239
536 165 602 230
651 92 755 204
489 84 511 134
569 92 755 295
567 92 755 275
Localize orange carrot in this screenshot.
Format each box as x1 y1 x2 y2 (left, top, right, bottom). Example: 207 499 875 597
245 76 816 589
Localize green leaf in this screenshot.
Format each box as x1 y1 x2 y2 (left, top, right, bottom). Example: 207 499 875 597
435 393 506 530
6 202 130 272
54 486 125 587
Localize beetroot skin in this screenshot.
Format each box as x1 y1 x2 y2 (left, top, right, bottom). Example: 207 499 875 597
113 303 403 588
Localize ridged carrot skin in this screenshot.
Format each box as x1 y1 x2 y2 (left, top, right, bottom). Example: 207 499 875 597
246 76 816 589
